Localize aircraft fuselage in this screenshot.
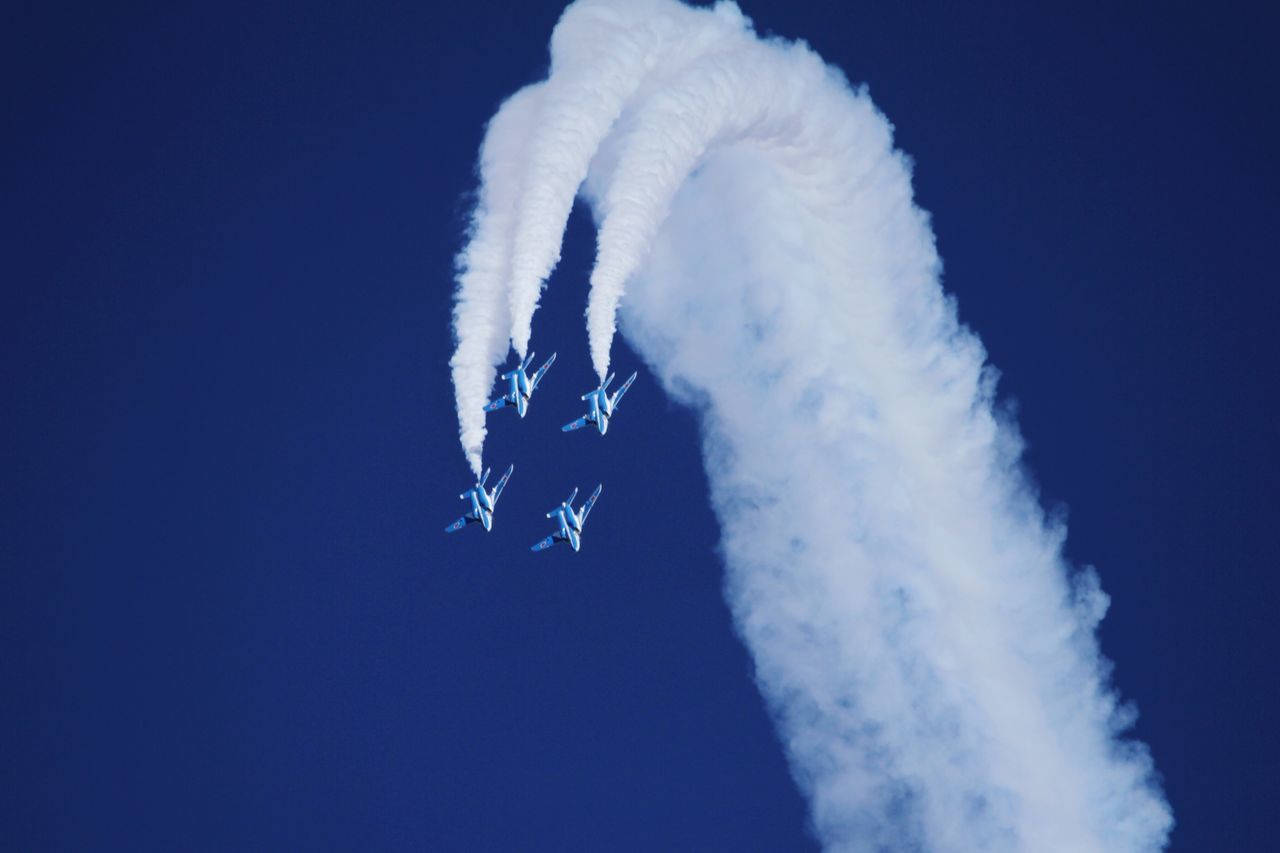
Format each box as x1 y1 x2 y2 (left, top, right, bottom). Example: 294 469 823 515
503 370 532 417
550 504 583 550
447 463 513 535
581 388 614 434
463 486 496 530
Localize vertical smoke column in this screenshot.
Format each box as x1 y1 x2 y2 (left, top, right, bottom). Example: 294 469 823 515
449 1 1172 848
502 0 681 362
450 85 543 476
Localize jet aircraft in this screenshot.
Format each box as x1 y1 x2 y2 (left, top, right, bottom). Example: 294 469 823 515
531 484 602 552
562 371 637 435
445 464 514 533
484 351 557 418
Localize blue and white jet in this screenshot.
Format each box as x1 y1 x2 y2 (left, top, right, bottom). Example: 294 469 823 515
444 464 514 533
561 371 637 435
531 484 602 552
484 351 557 418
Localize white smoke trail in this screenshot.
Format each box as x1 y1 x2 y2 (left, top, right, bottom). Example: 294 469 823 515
450 1 1172 848
501 0 749 365
502 0 672 361
450 84 544 475
452 0 749 467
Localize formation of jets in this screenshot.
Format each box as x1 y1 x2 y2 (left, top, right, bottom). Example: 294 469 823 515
446 351 637 554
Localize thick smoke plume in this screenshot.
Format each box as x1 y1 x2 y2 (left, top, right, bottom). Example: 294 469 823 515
449 1 1172 849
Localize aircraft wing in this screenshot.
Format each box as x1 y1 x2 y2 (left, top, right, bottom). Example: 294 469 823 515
531 535 557 552
492 464 514 505
561 415 590 432
578 485 603 529
484 396 509 413
611 372 638 409
445 516 469 533
531 352 557 390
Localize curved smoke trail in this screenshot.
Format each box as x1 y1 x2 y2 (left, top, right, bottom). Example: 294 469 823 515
449 1 1172 848
450 84 544 476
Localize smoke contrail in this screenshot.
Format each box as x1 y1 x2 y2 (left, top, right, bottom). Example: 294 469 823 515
449 1 1172 848
502 0 687 363
450 84 544 476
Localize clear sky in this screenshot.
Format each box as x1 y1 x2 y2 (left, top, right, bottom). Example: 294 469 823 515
4 1 1276 849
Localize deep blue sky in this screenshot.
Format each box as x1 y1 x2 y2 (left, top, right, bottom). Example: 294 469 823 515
4 1 1276 849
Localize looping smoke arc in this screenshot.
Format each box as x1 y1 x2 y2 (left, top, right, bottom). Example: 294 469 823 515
449 1 1172 849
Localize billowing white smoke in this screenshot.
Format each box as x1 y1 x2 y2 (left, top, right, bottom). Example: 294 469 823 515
449 1 1173 849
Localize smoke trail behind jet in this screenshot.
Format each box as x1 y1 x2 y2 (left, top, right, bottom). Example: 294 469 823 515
449 1 1172 848
450 84 546 475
